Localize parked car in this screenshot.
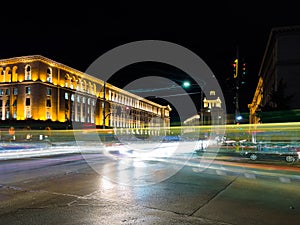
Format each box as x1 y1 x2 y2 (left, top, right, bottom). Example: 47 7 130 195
240 143 300 163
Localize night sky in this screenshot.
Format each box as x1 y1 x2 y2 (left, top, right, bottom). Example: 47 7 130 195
1 1 300 115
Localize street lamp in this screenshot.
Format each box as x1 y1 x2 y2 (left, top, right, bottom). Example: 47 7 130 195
182 81 191 88
129 79 206 125
181 80 205 126
102 82 109 129
200 87 204 126
235 115 243 122
102 81 106 129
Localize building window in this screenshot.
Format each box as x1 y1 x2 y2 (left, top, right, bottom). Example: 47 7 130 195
25 65 31 80
6 68 11 82
26 110 31 118
5 89 10 95
46 99 51 107
25 98 30 106
13 88 18 95
46 88 52 96
64 74 70 87
82 80 87 92
71 77 76 89
13 111 16 119
6 110 9 119
0 89 3 95
12 66 18 82
5 100 10 107
65 101 69 110
65 93 69 100
13 99 17 106
46 111 51 119
76 79 82 91
25 86 31 94
71 94 74 101
47 68 52 82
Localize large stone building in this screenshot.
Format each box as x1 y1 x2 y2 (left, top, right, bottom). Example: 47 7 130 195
0 55 171 132
248 25 300 124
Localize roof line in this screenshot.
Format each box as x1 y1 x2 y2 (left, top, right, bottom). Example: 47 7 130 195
258 25 300 78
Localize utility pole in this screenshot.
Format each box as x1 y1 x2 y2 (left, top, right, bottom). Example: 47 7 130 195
200 82 206 126
200 88 203 126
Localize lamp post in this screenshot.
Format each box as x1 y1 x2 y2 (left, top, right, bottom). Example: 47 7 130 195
130 79 206 127
102 82 106 129
200 87 204 126
182 80 205 126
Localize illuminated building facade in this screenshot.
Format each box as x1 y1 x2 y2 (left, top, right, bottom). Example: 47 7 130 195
249 25 300 123
0 55 171 131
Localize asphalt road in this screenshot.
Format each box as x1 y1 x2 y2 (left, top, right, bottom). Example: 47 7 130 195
1 150 300 225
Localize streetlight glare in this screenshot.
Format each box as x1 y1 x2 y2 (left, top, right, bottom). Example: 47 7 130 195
183 81 191 88
236 115 243 121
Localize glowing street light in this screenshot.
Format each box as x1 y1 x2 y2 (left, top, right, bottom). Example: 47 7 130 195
182 80 206 126
236 115 243 121
182 81 191 88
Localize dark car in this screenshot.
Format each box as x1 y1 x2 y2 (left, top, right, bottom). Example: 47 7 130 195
240 143 300 163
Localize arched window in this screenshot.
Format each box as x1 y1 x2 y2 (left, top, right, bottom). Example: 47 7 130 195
64 74 70 87
88 82 92 94
25 65 31 80
76 79 81 91
12 66 18 82
93 84 97 95
82 80 87 92
70 76 76 89
5 67 11 82
0 67 4 83
46 67 52 83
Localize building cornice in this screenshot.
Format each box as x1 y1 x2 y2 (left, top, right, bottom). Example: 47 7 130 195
0 55 104 84
0 55 168 109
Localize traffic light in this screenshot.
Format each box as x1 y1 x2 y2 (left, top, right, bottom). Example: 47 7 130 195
233 58 238 78
242 62 247 75
241 62 247 85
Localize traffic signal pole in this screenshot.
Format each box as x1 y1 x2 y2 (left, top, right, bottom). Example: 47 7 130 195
234 47 241 124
